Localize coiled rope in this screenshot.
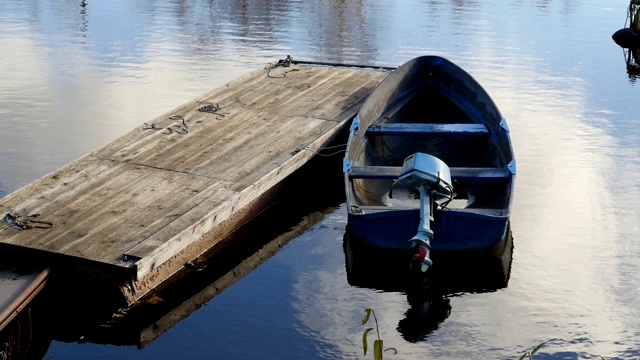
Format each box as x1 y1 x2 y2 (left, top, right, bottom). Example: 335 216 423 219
5 212 54 230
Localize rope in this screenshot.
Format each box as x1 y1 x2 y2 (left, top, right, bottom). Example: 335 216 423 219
168 115 188 134
5 212 54 230
291 143 347 157
625 1 631 28
268 68 299 78
143 115 189 134
197 102 229 120
308 149 345 157
267 55 299 78
142 123 161 130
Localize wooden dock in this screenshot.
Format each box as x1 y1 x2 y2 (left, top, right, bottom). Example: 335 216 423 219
0 60 388 307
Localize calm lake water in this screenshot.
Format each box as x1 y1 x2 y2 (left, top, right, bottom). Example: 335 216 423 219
1 0 640 359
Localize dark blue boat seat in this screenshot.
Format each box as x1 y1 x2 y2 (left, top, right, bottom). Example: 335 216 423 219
366 123 489 136
349 166 510 181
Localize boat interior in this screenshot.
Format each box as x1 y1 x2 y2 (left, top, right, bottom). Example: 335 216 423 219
346 70 514 216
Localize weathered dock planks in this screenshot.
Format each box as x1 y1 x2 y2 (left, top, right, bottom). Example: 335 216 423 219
0 61 388 302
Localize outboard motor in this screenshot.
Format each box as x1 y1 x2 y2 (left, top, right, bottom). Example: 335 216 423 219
398 153 454 272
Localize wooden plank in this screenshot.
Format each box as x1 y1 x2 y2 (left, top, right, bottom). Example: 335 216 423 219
265 67 387 121
349 166 509 180
244 66 347 113
366 123 489 136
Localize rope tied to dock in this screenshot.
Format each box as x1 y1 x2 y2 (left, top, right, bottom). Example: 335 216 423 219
5 212 54 230
168 115 188 134
142 102 229 134
267 55 299 78
292 143 347 157
143 115 189 134
197 102 229 120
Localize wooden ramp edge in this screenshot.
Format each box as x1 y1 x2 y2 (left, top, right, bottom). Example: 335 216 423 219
0 60 389 302
0 267 49 332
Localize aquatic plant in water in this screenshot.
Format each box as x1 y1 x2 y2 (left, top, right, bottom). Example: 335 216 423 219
361 308 397 360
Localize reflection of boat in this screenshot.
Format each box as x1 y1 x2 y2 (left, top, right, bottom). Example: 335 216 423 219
343 56 515 271
612 1 640 49
343 226 513 342
343 224 513 293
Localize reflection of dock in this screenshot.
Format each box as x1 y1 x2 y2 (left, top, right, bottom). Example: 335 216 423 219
81 180 337 349
0 59 388 327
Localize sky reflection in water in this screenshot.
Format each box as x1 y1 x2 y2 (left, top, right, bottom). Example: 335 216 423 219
0 0 639 359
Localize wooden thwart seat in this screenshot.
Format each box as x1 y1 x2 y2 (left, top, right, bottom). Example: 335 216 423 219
366 123 489 136
349 166 510 181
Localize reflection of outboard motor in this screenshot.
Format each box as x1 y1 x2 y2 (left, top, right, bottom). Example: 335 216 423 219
397 297 452 343
398 153 454 272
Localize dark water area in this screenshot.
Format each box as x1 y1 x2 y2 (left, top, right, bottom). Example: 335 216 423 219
1 0 640 359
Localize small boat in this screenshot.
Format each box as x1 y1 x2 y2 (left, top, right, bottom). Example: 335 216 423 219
343 55 515 271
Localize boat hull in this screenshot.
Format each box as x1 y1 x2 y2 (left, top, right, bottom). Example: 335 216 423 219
348 208 509 251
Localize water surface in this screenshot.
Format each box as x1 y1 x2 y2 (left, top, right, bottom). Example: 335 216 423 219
1 0 639 359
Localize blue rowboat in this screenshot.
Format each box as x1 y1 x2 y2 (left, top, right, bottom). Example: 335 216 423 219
343 56 515 271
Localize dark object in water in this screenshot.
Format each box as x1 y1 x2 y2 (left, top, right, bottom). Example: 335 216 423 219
612 0 640 49
612 28 640 48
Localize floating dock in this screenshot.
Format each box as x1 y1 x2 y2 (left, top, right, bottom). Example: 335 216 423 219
0 60 389 312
